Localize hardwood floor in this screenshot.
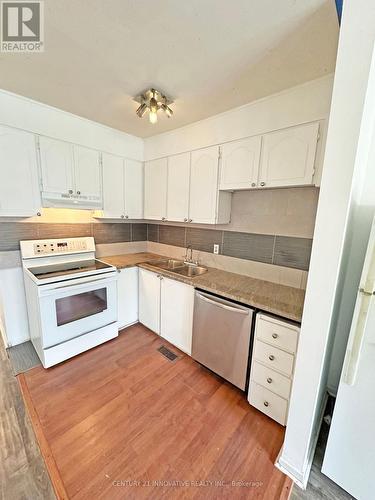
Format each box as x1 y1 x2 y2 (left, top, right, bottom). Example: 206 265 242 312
19 323 292 499
0 334 55 499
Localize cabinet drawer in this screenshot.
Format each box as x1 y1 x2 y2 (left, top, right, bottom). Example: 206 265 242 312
256 314 299 353
248 381 288 426
251 361 291 400
253 340 294 377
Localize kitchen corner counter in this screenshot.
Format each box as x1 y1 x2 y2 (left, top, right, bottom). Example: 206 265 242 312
101 253 305 323
99 252 164 269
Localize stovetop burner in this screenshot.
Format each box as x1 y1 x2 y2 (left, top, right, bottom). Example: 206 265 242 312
28 259 113 281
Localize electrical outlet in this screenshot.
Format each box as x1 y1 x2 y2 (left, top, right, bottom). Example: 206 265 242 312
213 244 219 255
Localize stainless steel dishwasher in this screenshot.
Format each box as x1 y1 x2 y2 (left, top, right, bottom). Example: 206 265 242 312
192 290 254 390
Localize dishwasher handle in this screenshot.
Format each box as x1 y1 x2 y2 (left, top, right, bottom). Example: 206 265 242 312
196 291 249 315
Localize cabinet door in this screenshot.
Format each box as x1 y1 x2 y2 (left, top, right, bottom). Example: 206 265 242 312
259 122 319 188
117 267 138 329
189 146 220 224
39 136 74 196
219 136 262 190
124 159 143 219
102 153 125 218
0 127 41 217
144 158 168 220
167 152 190 222
73 145 102 201
160 277 194 354
138 268 160 334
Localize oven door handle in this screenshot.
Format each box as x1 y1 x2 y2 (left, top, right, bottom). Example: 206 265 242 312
38 272 117 296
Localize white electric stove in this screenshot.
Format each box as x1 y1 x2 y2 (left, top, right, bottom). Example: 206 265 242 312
20 237 118 368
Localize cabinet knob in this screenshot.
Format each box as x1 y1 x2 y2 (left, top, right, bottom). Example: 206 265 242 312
188 219 193 223
125 215 129 219
68 189 73 194
162 217 166 221
260 182 266 187
266 377 272 384
184 218 188 222
36 212 41 217
272 333 278 339
77 190 81 195
264 401 269 407
251 182 256 187
121 215 125 219
268 355 275 361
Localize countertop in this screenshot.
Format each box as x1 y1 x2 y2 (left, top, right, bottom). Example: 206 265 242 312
101 253 305 323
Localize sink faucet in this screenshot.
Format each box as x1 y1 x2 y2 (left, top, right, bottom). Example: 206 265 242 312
184 245 198 266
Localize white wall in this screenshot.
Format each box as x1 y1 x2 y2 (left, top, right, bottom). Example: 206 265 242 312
278 0 375 488
144 75 334 169
0 89 144 160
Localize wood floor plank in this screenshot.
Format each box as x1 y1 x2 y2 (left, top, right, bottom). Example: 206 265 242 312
20 324 292 499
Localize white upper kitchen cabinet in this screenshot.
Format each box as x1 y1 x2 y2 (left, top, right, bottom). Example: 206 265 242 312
167 152 191 222
0 126 41 217
160 277 194 355
219 136 262 190
73 145 102 202
124 159 143 219
39 136 74 198
190 146 232 224
259 122 319 188
138 268 161 334
102 153 124 218
101 155 143 219
144 158 168 220
40 137 102 209
117 267 139 329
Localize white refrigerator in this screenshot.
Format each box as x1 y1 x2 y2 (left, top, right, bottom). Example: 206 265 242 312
322 217 375 499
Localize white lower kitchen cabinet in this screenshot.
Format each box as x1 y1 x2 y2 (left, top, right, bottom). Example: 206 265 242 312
138 268 195 354
160 277 194 354
248 313 300 426
138 268 161 334
117 267 139 329
0 126 41 217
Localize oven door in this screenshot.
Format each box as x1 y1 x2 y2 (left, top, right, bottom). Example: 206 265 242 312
38 273 118 349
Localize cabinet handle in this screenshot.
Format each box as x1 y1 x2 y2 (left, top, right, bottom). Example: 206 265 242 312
251 182 256 187
268 355 275 361
260 182 266 187
162 217 166 221
159 276 163 280
266 377 272 384
68 189 73 194
264 401 269 407
77 190 81 195
272 333 278 339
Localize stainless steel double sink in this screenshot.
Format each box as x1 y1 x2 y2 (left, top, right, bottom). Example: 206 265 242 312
145 259 208 277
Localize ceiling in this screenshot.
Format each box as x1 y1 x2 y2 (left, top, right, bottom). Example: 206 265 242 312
0 0 339 138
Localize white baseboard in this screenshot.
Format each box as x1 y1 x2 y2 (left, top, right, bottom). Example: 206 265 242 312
275 391 329 489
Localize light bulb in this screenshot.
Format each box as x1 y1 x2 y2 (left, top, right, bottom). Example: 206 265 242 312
149 110 158 124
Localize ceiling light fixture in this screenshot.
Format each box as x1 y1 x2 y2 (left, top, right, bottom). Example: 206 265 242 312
134 88 173 124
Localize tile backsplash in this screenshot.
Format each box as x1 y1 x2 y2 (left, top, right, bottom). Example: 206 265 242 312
0 221 313 271
147 224 312 271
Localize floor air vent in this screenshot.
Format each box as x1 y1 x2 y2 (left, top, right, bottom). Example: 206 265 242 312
158 345 178 362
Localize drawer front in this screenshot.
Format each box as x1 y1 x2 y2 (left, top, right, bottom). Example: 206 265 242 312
251 361 292 400
256 315 299 353
253 340 294 377
248 381 288 426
